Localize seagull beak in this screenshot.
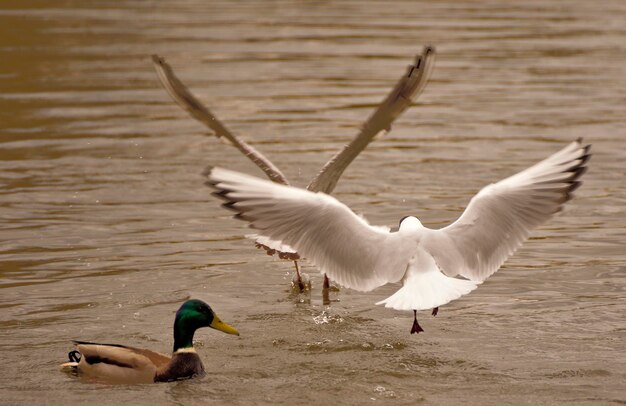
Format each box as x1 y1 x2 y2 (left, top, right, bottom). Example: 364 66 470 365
210 314 240 336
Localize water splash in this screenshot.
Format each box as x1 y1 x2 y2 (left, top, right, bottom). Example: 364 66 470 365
313 310 344 325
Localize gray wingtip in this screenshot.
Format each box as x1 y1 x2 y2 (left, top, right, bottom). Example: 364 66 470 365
415 45 435 65
151 54 165 65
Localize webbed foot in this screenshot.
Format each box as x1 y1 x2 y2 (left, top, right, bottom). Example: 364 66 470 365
410 310 424 334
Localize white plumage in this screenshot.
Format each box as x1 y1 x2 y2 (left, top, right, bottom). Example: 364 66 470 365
206 139 590 328
154 47 436 291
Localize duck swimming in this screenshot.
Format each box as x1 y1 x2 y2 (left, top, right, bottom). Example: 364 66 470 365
205 139 590 334
60 299 239 383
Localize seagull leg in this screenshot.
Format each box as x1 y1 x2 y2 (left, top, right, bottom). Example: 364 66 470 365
293 260 305 292
411 310 424 334
322 286 330 306
322 274 331 304
431 307 439 317
322 274 339 305
323 274 330 290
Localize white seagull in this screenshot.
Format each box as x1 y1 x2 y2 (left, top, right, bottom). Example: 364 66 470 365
152 47 435 291
205 139 591 333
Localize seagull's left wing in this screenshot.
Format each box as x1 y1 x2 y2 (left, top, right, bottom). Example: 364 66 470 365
206 167 417 291
152 55 290 185
421 139 591 282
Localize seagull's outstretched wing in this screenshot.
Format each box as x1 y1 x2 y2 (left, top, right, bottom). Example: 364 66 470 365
308 46 436 194
250 48 435 259
206 167 417 291
421 139 591 282
151 55 290 185
153 50 435 261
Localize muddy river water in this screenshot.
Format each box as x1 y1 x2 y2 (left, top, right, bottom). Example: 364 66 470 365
1 1 625 404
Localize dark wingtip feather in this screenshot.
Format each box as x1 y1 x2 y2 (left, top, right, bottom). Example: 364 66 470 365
211 189 232 201
234 213 255 222
221 201 240 212
204 181 220 190
553 140 591 209
569 165 588 180
568 181 583 194
413 46 435 68
201 166 215 177
578 153 592 166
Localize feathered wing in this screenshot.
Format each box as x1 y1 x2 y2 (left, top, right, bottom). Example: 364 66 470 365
308 46 435 194
75 341 168 383
123 347 171 368
246 234 300 260
257 47 435 258
151 55 289 185
421 139 591 282
206 167 417 291
153 50 435 261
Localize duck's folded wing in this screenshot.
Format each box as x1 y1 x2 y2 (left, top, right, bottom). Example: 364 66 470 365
206 167 417 291
74 341 163 383
75 341 165 370
124 347 171 368
421 139 591 282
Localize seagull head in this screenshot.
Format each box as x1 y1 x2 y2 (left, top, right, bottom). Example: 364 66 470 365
398 216 423 231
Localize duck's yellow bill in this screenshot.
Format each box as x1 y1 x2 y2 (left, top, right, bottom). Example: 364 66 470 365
210 315 240 336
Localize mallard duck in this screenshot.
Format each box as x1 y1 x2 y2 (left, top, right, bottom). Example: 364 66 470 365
60 299 239 383
206 139 590 333
152 47 435 292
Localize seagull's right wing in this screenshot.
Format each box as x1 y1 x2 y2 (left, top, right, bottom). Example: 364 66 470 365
421 139 591 282
206 167 417 291
152 55 290 185
308 46 435 193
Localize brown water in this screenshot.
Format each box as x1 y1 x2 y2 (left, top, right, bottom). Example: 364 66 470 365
1 0 625 404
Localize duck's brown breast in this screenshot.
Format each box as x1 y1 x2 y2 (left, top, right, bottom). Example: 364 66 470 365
155 351 204 382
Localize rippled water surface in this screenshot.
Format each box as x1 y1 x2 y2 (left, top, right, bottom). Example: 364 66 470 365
1 1 625 404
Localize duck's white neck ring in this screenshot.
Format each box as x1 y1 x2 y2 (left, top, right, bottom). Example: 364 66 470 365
174 347 197 354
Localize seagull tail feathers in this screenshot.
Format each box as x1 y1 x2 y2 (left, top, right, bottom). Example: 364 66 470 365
376 263 478 311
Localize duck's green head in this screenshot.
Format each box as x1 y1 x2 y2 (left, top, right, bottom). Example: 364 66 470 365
173 299 239 352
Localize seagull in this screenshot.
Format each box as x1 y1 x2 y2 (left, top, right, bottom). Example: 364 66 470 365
152 47 435 292
205 139 591 334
